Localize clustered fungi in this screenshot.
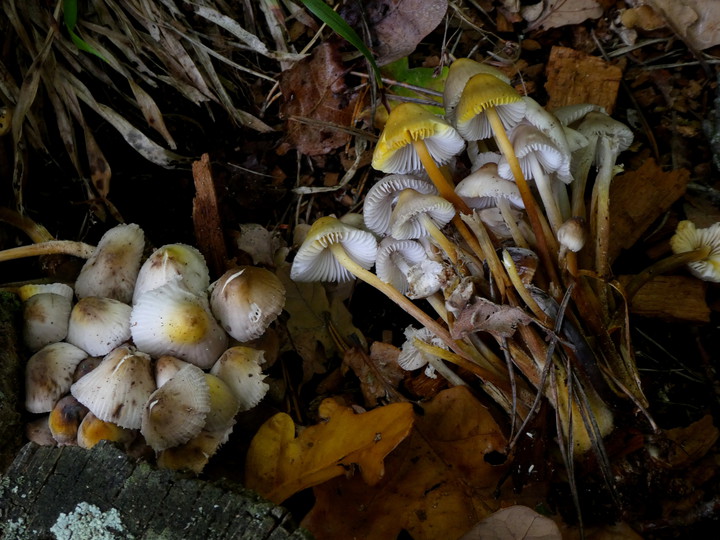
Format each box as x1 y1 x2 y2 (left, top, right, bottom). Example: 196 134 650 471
291 58 720 456
20 224 285 473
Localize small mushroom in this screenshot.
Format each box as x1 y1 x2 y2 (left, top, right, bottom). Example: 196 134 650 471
25 342 88 413
48 395 89 446
66 296 132 356
74 223 145 303
77 412 136 449
130 281 228 368
444 58 511 125
209 266 286 342
71 345 156 429
210 346 268 412
363 174 438 236
398 326 466 386
132 243 210 303
22 292 73 351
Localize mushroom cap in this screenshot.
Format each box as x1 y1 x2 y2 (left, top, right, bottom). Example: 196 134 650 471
66 296 132 357
18 282 74 302
157 429 227 474
132 243 210 303
552 103 606 126
375 237 429 294
154 355 190 388
209 266 286 342
23 292 73 351
371 103 465 174
390 189 456 240
130 281 228 368
444 58 511 123
210 346 268 412
557 218 587 253
398 326 448 377
497 123 568 182
48 395 89 445
455 163 525 209
74 223 145 303
203 373 241 432
670 220 720 282
454 73 526 140
25 342 88 413
363 175 438 235
290 216 378 282
77 412 136 449
71 345 156 429
576 111 634 155
141 363 211 451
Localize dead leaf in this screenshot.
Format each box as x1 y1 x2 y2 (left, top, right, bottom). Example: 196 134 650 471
302 386 508 540
279 42 358 156
459 505 561 540
526 0 603 31
452 297 533 339
343 342 405 406
648 415 719 469
244 399 414 503
366 0 448 66
649 0 720 50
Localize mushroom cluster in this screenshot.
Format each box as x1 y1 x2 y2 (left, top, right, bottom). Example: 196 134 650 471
21 223 285 473
291 58 648 455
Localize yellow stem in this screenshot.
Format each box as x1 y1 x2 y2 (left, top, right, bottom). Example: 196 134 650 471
0 240 95 263
502 249 552 325
412 139 472 214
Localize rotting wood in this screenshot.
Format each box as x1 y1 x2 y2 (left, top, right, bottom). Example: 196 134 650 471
0 442 313 540
0 291 23 473
193 153 228 278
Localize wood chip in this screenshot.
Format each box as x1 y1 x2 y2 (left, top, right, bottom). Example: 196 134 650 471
192 153 227 277
619 275 710 323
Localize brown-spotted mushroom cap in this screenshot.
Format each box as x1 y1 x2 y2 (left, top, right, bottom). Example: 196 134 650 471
66 296 132 357
132 243 210 303
210 346 268 412
25 342 88 413
70 345 156 429
22 292 73 351
209 266 285 342
74 223 145 304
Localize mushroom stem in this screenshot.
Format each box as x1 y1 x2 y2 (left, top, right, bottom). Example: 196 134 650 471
591 137 621 278
485 107 561 289
417 213 458 265
411 139 472 214
495 197 530 249
622 246 711 302
0 240 95 263
501 250 552 325
529 157 564 234
410 338 468 386
328 243 468 360
460 212 508 296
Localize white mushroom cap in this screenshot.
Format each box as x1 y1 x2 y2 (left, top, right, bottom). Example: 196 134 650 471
74 223 145 303
455 163 525 209
389 189 455 240
375 237 429 294
371 103 465 174
398 326 448 377
132 243 210 303
210 346 268 412
552 103 606 126
557 218 587 253
25 342 88 413
18 282 74 302
576 111 634 158
154 355 190 388
209 266 285 342
234 223 282 267
141 363 211 451
130 281 228 368
23 292 73 351
444 58 511 124
290 216 378 282
363 175 438 235
70 345 155 429
670 220 720 282
497 123 568 183
66 296 132 357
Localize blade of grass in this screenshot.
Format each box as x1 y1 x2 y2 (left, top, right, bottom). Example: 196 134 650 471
301 0 383 88
63 0 107 62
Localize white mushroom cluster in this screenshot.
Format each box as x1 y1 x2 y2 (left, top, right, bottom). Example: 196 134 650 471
21 223 285 473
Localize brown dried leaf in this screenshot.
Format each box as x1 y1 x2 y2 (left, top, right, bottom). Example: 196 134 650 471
128 80 177 149
650 0 720 50
526 0 603 31
343 342 405 406
459 505 561 540
279 42 358 156
367 0 448 65
302 386 508 540
452 297 533 339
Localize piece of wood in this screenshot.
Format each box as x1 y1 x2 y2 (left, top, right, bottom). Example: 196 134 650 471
0 442 313 540
544 46 622 114
609 158 691 262
0 292 23 473
619 274 710 323
192 153 228 278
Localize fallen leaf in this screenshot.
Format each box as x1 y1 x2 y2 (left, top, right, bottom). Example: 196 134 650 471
648 415 719 469
649 0 720 50
302 386 508 540
452 297 533 339
366 0 448 66
459 505 561 540
526 0 603 31
244 399 414 503
279 42 358 156
343 342 405 406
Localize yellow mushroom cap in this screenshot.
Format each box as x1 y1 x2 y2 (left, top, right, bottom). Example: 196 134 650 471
371 103 465 174
48 395 89 445
454 73 526 140
210 346 268 412
77 412 136 449
444 58 511 123
670 220 720 282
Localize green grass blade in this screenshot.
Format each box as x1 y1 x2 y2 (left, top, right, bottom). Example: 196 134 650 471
301 0 383 87
63 0 107 62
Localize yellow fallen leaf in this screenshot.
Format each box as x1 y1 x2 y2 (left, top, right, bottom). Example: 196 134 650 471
245 399 414 503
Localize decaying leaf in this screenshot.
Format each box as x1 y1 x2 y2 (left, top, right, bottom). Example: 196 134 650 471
302 386 508 540
277 262 367 380
452 297 533 339
648 415 719 469
343 342 405 406
245 398 414 503
459 505 561 540
525 0 603 31
648 0 720 51
279 42 358 156
366 0 448 66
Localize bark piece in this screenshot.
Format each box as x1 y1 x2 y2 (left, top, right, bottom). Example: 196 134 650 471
0 442 312 540
193 153 227 278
